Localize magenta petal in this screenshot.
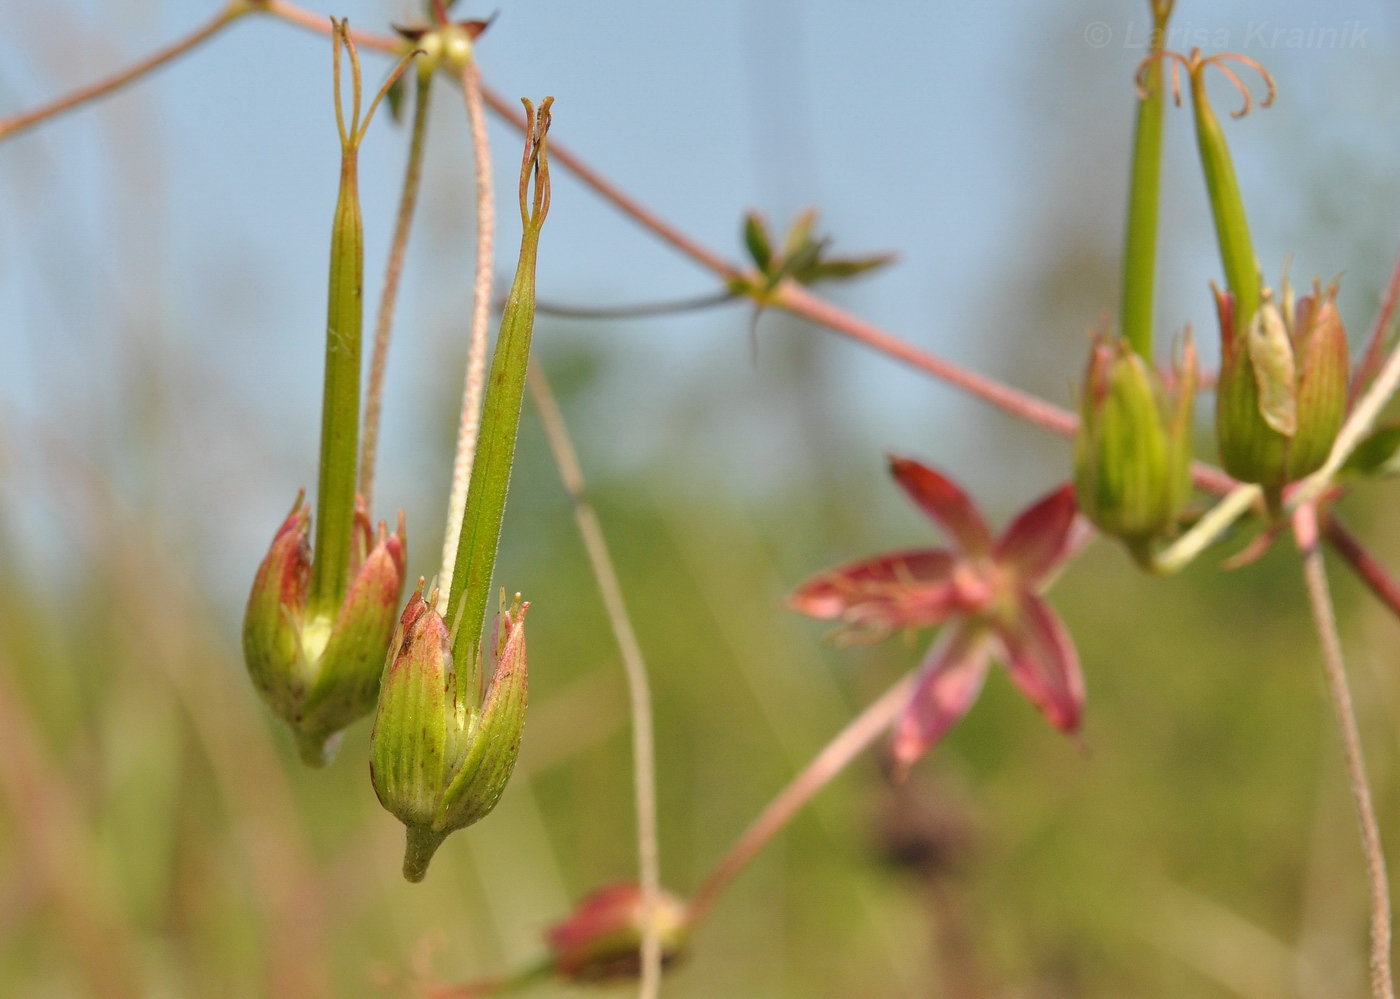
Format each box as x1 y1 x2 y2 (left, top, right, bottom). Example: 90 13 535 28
890 624 993 772
787 548 959 634
994 592 1084 734
888 456 994 555
994 484 1079 587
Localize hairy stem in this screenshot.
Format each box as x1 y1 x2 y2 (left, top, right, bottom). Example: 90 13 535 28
687 671 917 926
528 361 663 999
1293 503 1394 999
437 60 497 613
360 68 434 511
0 1 251 143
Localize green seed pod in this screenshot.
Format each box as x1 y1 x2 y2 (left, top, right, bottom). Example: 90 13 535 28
1214 277 1351 499
371 585 529 882
1075 332 1195 555
244 499 407 766
242 23 418 766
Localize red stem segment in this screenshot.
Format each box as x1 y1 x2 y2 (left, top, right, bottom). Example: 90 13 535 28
686 672 916 926
1323 513 1400 621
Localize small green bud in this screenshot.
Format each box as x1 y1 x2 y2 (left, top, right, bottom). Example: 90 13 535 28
1214 275 1351 499
371 585 529 882
1075 331 1195 552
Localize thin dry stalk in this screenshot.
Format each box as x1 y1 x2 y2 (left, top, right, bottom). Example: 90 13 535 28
1294 503 1394 999
360 69 433 511
0 2 247 142
686 671 916 926
527 362 663 999
437 59 496 611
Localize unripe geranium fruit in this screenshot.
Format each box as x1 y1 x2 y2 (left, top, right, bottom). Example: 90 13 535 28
244 496 406 766
1215 275 1349 501
371 584 529 882
1075 331 1194 558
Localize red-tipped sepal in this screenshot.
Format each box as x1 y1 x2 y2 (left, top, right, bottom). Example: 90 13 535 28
297 512 408 764
243 497 313 730
370 583 454 880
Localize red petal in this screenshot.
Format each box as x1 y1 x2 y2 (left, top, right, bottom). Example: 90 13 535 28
888 456 993 555
993 483 1079 587
890 624 992 772
994 593 1084 734
787 548 959 636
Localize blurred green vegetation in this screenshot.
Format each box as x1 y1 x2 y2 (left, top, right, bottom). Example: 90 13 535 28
3 327 1400 997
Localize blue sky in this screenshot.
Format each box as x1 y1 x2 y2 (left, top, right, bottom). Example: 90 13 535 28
2 0 1398 585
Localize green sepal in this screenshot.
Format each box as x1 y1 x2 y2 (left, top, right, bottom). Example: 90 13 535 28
1075 336 1191 544
1341 422 1400 479
370 584 452 832
437 601 529 831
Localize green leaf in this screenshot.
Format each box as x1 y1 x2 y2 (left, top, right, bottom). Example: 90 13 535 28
795 253 895 285
782 206 818 260
743 211 773 273
1341 422 1400 479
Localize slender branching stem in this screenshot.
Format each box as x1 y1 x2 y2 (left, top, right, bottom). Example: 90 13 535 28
436 60 496 612
1148 483 1262 574
527 362 663 999
359 68 433 511
1323 514 1400 622
1294 503 1394 999
260 1 401 53
474 80 1243 500
0 1 251 143
687 671 917 926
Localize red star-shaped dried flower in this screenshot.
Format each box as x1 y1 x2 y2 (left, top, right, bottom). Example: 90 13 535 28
789 456 1089 772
